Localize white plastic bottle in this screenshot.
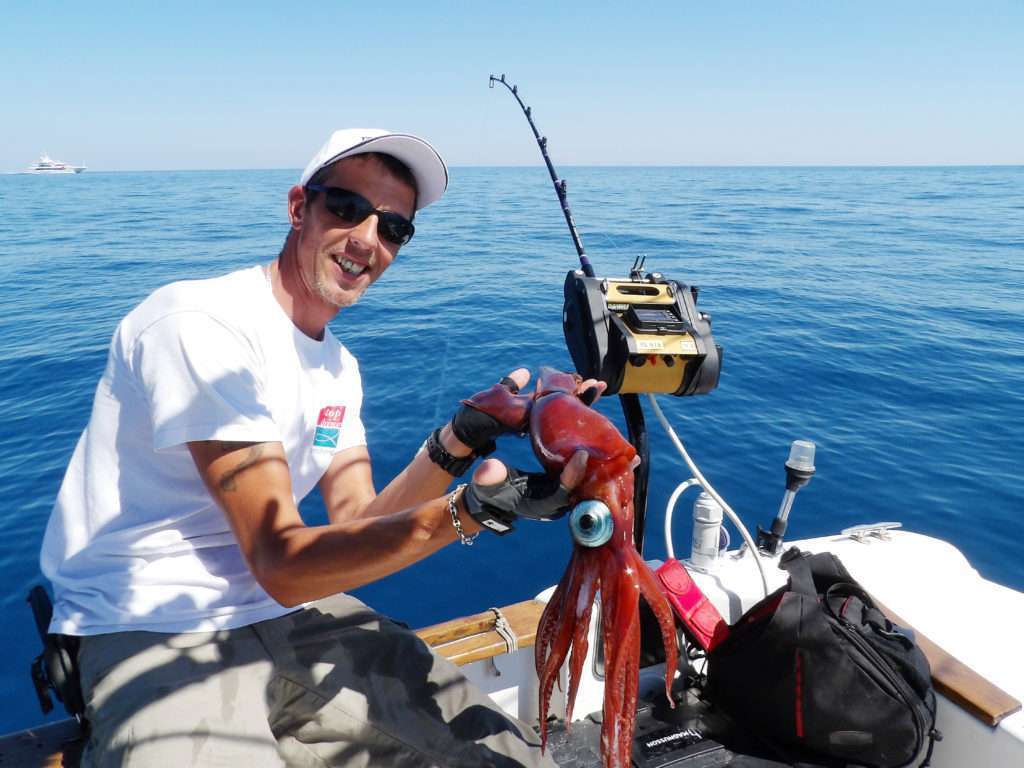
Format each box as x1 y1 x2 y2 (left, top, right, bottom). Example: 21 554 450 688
690 491 724 573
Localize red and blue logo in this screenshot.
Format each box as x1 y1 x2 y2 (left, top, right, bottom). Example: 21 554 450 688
313 405 346 448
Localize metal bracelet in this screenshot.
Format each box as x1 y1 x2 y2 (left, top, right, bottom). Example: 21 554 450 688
449 484 479 546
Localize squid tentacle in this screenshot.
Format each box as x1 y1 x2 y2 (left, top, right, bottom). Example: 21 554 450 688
537 547 588 747
600 546 640 766
537 613 574 747
535 548 575 676
564 548 600 724
616 614 642 768
632 547 680 705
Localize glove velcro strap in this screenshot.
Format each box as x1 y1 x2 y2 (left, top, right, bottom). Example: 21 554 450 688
462 483 516 535
463 468 574 535
425 428 476 477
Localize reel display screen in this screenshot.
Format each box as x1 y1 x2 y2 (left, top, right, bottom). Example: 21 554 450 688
626 305 689 333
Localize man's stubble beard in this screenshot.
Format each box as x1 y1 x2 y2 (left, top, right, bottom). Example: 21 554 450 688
314 261 365 310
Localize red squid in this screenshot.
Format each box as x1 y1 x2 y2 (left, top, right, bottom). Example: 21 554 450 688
463 367 679 768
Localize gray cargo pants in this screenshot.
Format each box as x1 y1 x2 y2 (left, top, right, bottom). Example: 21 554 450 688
78 593 556 767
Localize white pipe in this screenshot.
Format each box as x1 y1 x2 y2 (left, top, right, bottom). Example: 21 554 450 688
647 393 771 597
663 478 701 560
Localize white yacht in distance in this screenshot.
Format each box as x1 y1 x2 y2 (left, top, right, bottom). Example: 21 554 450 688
23 153 86 174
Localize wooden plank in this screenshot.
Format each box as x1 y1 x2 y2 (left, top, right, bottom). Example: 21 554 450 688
876 599 1022 726
415 599 546 666
415 611 498 646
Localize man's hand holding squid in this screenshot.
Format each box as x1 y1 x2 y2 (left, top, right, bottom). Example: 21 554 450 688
449 368 606 458
459 450 589 535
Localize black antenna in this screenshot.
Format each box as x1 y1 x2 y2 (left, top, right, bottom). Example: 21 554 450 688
489 74 595 278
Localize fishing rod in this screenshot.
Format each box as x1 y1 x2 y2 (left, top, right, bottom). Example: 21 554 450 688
488 73 652 547
488 74 595 278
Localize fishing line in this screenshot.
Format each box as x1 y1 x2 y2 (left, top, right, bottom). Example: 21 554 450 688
431 333 452 427
474 80 496 168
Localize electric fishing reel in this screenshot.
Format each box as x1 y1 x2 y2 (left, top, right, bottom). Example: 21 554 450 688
563 258 722 397
488 73 722 398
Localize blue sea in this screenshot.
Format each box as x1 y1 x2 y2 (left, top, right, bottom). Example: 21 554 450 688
1 166 1022 734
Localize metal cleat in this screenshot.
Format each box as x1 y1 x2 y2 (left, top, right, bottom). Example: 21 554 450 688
486 607 519 677
841 522 902 543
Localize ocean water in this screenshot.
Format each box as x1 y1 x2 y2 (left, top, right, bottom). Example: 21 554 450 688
0 165 1022 734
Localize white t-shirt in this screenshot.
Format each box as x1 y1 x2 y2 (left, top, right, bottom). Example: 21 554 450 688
40 265 366 635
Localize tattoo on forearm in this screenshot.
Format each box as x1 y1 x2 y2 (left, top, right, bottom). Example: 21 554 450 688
217 441 254 453
218 444 265 492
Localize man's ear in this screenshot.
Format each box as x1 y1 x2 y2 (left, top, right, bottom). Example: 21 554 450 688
287 185 306 231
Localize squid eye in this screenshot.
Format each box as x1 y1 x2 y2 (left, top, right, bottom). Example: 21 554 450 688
569 500 613 547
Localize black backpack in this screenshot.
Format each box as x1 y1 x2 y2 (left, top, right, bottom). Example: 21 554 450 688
705 548 940 768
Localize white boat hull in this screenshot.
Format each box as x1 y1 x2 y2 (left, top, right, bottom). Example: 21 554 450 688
21 154 86 174
461 530 1023 767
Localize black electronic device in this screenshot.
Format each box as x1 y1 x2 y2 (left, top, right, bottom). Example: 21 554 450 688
544 692 798 767
27 585 84 722
563 260 722 396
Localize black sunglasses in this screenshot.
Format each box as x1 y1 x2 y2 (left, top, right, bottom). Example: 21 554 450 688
305 184 415 246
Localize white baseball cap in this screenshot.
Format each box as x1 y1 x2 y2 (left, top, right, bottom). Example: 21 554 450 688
299 128 448 210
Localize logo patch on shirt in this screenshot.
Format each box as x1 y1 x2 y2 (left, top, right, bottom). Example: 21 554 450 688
313 405 346 449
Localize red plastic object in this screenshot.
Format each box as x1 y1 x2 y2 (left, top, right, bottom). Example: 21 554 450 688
655 558 730 652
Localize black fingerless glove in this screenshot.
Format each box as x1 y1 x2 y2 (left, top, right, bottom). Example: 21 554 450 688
450 376 523 456
462 468 573 535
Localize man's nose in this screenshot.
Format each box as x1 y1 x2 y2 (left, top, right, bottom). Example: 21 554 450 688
347 214 380 252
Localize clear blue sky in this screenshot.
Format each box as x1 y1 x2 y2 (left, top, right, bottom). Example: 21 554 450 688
3 1 1021 171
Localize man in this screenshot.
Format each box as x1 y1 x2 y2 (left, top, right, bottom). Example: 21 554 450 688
40 129 597 767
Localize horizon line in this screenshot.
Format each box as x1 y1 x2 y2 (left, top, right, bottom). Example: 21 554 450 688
5 162 1023 175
